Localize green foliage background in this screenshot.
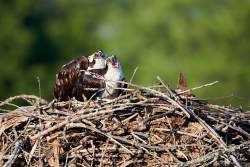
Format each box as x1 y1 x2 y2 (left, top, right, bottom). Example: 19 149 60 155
0 0 249 109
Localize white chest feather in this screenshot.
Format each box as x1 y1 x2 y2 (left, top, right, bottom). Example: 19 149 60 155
102 67 124 98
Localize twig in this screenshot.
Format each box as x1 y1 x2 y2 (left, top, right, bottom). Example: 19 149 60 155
3 119 31 154
129 66 139 84
99 139 109 167
66 123 134 155
30 106 130 140
116 80 191 118
36 76 43 167
27 140 38 165
189 109 242 167
0 95 47 107
177 81 219 95
153 128 200 138
157 76 178 100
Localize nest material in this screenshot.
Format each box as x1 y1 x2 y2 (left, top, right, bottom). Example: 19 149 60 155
0 82 249 167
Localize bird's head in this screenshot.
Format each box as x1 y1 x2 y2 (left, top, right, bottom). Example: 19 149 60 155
106 55 125 81
88 50 107 70
107 55 121 69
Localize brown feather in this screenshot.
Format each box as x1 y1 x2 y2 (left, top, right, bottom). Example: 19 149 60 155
72 72 105 101
54 56 89 101
88 66 108 76
72 65 108 101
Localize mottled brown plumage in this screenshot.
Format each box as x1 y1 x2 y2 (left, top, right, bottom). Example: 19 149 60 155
72 66 108 101
54 56 90 101
54 51 127 101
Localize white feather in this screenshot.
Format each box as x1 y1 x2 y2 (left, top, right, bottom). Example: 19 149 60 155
101 60 124 98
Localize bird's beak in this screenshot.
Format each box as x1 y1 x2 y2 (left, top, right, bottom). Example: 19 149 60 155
97 50 106 59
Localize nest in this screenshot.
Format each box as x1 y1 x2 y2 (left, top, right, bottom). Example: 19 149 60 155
0 81 249 167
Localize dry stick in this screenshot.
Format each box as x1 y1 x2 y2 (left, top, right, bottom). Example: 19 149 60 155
75 125 168 163
173 146 238 167
0 95 47 107
144 108 176 124
0 102 46 122
98 139 109 167
139 146 162 162
147 85 165 88
116 80 191 118
131 132 147 144
220 122 250 139
133 134 164 162
189 109 242 167
120 159 134 167
3 140 21 167
111 134 180 163
154 128 200 138
129 66 139 84
77 147 136 155
119 80 241 166
115 66 139 102
64 153 69 167
27 140 38 165
66 123 134 155
157 76 178 100
76 100 142 116
207 104 250 117
139 132 181 163
79 89 105 112
206 114 250 139
0 108 12 113
36 77 43 167
3 118 31 155
30 106 130 140
166 116 176 144
156 76 190 118
90 140 95 167
76 143 208 154
101 93 132 106
122 113 138 124
177 81 219 95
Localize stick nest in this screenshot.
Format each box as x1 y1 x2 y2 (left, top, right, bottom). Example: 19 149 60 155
0 83 249 167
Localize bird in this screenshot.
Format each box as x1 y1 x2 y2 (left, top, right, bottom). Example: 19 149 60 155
72 62 108 101
101 55 126 99
87 50 107 70
73 55 126 100
53 50 107 101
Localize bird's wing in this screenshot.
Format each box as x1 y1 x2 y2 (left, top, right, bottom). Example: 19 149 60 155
54 56 89 101
88 65 108 77
72 72 106 101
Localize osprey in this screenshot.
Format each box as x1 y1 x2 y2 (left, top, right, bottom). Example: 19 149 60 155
101 55 126 99
72 64 108 101
73 55 126 100
53 50 107 101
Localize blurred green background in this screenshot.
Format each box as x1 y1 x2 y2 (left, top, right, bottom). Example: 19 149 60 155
0 0 249 109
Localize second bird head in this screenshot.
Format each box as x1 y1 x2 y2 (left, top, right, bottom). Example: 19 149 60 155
88 50 107 70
